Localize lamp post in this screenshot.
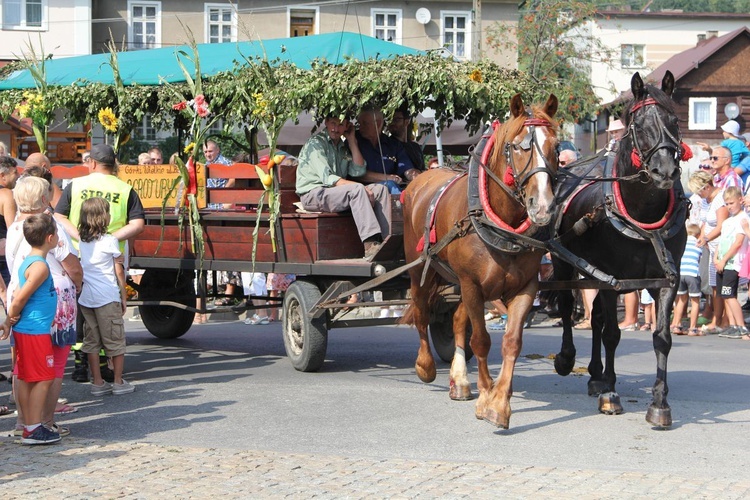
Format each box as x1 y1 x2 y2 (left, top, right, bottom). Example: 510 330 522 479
588 115 598 152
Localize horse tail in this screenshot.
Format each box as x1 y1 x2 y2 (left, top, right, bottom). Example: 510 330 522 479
398 276 441 327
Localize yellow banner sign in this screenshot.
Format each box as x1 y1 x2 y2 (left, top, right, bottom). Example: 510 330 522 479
117 163 206 209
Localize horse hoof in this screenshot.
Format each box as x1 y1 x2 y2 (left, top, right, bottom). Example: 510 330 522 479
588 380 610 397
482 408 509 429
415 364 436 383
449 379 473 401
554 354 575 376
598 392 623 415
646 405 672 428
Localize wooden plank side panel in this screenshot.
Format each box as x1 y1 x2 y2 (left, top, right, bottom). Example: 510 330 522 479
135 205 364 264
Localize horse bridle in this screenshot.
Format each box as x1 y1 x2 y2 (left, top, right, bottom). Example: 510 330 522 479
628 97 682 170
501 118 557 202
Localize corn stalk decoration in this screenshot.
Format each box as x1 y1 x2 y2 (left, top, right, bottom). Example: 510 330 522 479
234 53 300 266
99 37 132 153
159 32 221 267
14 38 54 154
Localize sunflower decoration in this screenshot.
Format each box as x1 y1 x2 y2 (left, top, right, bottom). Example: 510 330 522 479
469 69 483 83
98 107 118 133
183 142 195 155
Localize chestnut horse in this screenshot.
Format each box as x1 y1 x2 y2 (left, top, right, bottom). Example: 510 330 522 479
551 71 688 427
401 94 559 429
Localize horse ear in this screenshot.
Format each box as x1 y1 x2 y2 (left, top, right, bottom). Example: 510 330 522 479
631 72 645 100
544 94 558 118
662 70 675 97
510 93 525 118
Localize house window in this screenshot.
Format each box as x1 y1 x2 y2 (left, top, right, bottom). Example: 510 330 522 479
289 8 316 37
621 44 645 68
136 116 157 142
208 118 223 135
441 11 471 59
128 1 160 50
372 9 401 43
688 97 717 131
205 4 236 44
2 0 44 29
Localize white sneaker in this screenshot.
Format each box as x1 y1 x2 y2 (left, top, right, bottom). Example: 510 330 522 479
91 382 113 396
112 379 135 395
128 314 142 322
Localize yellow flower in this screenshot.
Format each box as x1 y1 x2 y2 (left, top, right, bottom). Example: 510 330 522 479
98 107 118 133
469 69 482 83
184 142 195 155
17 104 30 118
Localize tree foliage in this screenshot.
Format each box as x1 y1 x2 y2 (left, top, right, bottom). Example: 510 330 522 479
624 0 750 12
487 0 616 125
0 52 551 149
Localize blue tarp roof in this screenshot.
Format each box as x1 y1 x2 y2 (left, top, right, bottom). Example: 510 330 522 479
0 32 423 89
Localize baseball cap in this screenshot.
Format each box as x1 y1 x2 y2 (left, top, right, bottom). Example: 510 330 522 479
89 143 116 165
721 120 740 137
607 119 625 132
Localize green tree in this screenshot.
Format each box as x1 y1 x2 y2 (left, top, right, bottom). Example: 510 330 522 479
487 0 616 125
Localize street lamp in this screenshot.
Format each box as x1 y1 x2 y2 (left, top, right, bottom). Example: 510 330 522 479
588 114 598 152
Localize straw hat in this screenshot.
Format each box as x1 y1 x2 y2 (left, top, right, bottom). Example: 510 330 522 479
607 119 625 132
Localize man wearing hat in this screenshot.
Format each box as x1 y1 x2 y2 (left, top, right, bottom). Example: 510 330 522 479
55 143 145 248
604 119 625 155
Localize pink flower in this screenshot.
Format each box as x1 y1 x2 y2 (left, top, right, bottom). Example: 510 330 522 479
172 101 188 111
196 102 210 118
194 94 206 106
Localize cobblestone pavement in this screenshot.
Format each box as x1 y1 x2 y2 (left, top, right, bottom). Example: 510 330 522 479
2 436 749 498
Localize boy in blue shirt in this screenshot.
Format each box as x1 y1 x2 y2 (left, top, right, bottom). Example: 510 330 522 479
1 213 60 445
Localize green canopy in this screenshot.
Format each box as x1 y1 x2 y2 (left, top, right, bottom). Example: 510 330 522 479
0 31 423 89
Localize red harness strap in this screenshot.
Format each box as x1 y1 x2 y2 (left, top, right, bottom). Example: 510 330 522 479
612 158 675 230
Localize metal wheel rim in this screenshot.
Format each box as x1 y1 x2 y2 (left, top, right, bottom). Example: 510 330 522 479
285 297 304 356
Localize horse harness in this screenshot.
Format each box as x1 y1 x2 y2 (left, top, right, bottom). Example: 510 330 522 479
551 125 687 287
413 120 554 285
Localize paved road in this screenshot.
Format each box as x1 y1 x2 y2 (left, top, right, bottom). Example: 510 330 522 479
2 314 750 497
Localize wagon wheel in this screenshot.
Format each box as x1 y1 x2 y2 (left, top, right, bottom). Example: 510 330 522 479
139 269 196 339
282 280 328 372
430 305 473 363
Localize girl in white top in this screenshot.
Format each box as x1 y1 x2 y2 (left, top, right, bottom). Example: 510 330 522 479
78 197 133 395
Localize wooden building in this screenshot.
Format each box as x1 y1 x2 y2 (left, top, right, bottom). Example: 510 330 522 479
643 26 750 143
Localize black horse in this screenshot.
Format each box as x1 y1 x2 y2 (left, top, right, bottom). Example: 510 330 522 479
551 71 688 428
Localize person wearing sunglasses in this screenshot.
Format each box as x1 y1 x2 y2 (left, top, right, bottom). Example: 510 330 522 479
709 146 742 190
558 149 578 168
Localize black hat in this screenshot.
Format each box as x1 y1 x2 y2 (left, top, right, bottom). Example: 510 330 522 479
89 144 116 165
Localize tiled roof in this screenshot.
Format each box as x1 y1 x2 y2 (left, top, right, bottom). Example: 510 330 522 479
646 26 750 83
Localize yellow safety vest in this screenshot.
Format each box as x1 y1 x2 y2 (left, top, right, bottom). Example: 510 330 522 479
69 172 132 252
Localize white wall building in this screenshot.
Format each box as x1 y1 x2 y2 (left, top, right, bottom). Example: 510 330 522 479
0 0 92 61
588 10 750 104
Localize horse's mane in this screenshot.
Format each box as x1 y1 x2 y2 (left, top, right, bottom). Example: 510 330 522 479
489 105 558 171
